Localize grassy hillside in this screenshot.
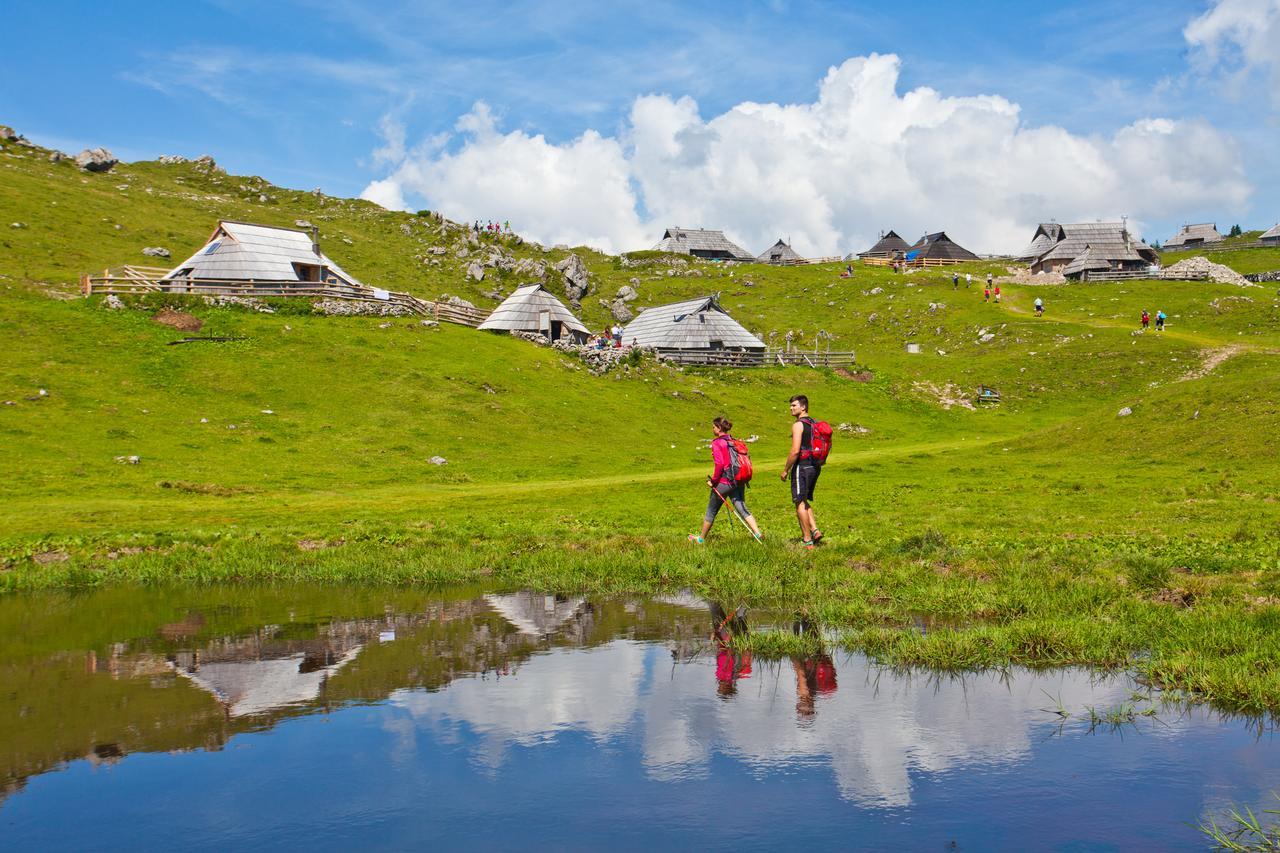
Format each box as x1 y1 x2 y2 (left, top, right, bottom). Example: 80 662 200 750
3 131 1280 711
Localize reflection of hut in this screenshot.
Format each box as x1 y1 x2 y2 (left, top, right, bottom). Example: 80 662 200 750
858 230 910 259
1261 223 1280 247
756 238 803 264
478 283 588 343
484 592 590 639
622 294 765 353
163 220 365 291
1022 222 1157 275
652 227 754 261
903 231 979 264
1164 223 1224 249
172 647 362 717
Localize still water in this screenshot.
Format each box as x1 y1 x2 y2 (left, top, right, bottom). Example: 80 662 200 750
2 585 1278 850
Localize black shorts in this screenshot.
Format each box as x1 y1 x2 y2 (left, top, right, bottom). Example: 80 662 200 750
791 463 820 505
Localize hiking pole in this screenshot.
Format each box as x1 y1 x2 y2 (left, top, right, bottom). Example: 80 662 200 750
710 483 763 543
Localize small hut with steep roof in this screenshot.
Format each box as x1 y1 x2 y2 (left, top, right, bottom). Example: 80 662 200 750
478 283 588 343
1164 223 1224 249
1260 223 1280 246
162 220 366 291
756 238 804 265
904 231 980 264
1062 246 1113 280
1023 221 1157 275
622 294 764 352
652 227 754 261
858 230 911 259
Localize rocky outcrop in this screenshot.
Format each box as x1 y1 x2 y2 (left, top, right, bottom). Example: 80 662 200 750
314 299 413 317
555 254 591 307
75 147 118 173
142 246 171 259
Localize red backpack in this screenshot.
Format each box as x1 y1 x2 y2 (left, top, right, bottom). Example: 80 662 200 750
725 435 754 484
801 417 833 464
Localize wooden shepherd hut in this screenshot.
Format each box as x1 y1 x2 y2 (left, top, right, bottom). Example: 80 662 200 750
903 232 980 264
652 227 754 261
858 230 911 259
622 294 764 353
756 238 804 265
1061 246 1113 280
162 220 365 291
1259 223 1280 246
1164 223 1224 249
1021 222 1157 275
478 283 588 343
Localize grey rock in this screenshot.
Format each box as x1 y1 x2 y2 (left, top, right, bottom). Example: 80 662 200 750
616 285 638 302
48 151 65 163
979 333 995 343
608 300 633 323
10 222 24 229
466 262 485 282
103 294 125 310
444 295 477 309
419 320 439 327
295 219 314 229
0 126 18 141
1118 406 1133 417
142 246 171 259
258 193 268 203
429 456 448 466
114 455 141 464
194 155 222 172
555 253 592 306
75 147 118 172
157 155 189 165
868 286 883 295
400 223 413 236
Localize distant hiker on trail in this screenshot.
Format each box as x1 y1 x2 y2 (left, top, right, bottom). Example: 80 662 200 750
986 272 993 288
611 323 623 346
1156 309 1166 331
780 395 831 550
966 273 972 288
504 220 510 233
993 284 1001 303
952 272 959 290
1141 309 1150 329
983 286 990 303
1034 296 1044 317
689 416 762 544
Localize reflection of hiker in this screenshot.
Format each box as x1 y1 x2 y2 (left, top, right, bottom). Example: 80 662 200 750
711 603 752 697
1034 296 1044 316
690 417 762 543
1156 309 1166 331
1141 309 1150 329
791 617 837 720
780 395 831 550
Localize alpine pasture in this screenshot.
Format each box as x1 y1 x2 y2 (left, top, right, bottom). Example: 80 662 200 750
2 136 1280 713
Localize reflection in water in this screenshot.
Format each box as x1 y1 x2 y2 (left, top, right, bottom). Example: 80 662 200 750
2 586 1280 849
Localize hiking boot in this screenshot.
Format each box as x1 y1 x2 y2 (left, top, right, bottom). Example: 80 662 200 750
811 530 824 545
687 534 705 545
801 540 815 551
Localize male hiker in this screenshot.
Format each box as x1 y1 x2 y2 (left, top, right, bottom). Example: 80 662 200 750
780 394 826 550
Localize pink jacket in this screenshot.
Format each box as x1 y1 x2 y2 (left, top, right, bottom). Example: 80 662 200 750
711 435 732 485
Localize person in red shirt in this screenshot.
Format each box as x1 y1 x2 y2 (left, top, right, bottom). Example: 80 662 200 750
689 416 761 543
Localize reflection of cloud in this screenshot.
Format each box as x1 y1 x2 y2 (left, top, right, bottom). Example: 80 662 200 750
391 640 1133 806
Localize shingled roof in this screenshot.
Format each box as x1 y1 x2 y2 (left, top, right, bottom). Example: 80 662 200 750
1028 222 1157 267
904 231 980 262
622 294 764 350
1165 223 1224 247
1259 223 1280 243
162 220 363 287
478 283 588 341
756 238 804 264
1062 245 1113 278
1017 223 1064 260
653 227 754 261
858 230 911 258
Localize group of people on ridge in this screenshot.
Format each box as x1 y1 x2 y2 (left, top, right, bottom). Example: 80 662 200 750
690 394 831 550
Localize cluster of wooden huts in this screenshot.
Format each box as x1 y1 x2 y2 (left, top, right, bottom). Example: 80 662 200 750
857 230 980 266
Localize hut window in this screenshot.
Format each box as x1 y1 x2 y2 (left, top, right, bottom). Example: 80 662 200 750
698 314 705 323
203 241 221 255
293 262 322 281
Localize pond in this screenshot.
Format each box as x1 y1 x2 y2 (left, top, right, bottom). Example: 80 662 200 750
2 585 1278 850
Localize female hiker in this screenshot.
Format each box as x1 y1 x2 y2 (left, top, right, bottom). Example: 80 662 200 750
689 416 762 544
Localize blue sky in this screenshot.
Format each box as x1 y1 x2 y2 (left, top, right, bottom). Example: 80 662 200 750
5 0 1278 253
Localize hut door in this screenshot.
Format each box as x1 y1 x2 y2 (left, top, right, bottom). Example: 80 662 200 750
550 320 563 340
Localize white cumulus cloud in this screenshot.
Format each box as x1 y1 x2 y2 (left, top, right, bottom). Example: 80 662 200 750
1185 0 1280 106
362 54 1251 255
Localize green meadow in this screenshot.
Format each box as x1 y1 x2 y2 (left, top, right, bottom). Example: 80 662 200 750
2 135 1280 712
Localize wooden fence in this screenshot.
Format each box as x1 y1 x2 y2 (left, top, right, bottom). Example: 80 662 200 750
1084 269 1209 282
79 268 491 328
1159 240 1274 253
778 256 843 266
654 348 856 368
860 256 967 268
